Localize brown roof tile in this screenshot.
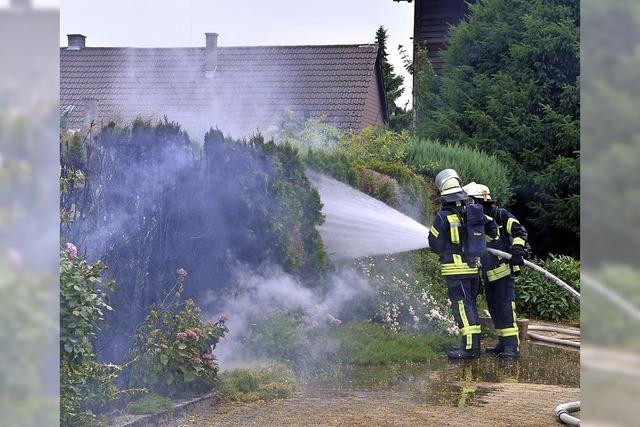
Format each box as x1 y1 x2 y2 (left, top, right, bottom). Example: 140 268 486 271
60 44 386 138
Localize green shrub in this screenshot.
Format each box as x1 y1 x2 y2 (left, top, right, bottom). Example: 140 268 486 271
60 245 114 361
241 310 311 364
339 127 412 164
408 138 512 205
355 166 400 206
127 393 174 415
305 127 433 221
336 322 454 365
217 363 297 402
271 110 343 153
60 246 131 426
127 273 228 397
515 254 580 322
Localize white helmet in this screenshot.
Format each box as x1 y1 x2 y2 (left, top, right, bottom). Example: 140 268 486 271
463 182 492 201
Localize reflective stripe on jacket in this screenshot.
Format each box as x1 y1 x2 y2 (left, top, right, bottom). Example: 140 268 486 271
429 203 497 279
482 206 528 282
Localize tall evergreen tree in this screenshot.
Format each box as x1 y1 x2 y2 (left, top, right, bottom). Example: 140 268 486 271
415 0 580 257
376 26 411 130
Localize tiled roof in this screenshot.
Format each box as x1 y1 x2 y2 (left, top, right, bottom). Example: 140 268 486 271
60 44 385 138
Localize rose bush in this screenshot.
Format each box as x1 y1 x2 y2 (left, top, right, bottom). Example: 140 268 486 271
127 272 228 396
60 245 134 425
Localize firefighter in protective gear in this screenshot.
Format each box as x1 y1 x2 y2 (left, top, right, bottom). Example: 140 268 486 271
429 170 497 360
463 182 528 359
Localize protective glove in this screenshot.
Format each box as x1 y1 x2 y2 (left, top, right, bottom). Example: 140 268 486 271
509 245 526 267
509 253 525 267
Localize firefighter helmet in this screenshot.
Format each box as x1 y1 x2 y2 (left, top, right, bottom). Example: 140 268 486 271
435 169 463 196
435 169 467 202
463 182 492 201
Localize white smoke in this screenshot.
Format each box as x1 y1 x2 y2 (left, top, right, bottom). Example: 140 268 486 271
210 263 371 369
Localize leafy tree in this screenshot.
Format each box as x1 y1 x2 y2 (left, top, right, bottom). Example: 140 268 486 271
415 0 580 257
376 26 411 131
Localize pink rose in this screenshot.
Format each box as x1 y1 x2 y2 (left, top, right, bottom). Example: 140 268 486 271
328 314 342 326
176 268 187 277
176 332 188 340
218 314 229 322
202 352 216 360
208 362 218 369
193 357 202 365
64 242 78 259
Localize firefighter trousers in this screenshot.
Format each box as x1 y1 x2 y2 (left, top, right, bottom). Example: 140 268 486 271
485 274 519 346
447 278 482 350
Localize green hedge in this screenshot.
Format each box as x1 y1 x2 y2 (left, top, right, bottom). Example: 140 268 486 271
408 139 512 204
515 254 580 322
305 127 433 221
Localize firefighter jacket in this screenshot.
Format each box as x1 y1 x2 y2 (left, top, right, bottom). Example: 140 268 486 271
428 203 498 279
482 206 528 282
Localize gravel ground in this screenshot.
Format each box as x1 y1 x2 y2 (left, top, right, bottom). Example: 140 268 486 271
171 381 579 426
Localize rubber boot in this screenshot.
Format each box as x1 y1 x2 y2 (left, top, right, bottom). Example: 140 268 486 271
485 337 505 355
498 336 519 360
448 334 480 360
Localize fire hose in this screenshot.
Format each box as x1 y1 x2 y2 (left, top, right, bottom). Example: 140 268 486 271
486 248 580 300
555 401 581 427
486 248 581 426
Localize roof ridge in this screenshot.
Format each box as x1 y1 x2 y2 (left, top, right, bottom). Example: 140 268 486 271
59 43 377 50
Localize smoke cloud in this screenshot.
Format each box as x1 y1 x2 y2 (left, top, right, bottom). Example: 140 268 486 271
211 263 372 369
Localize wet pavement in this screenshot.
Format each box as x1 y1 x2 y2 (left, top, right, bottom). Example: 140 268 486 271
307 340 579 406
171 341 580 426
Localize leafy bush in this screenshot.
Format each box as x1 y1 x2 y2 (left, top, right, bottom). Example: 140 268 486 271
60 246 129 425
336 322 454 365
241 310 311 364
127 393 174 415
127 272 228 397
217 363 298 402
305 126 432 220
60 246 114 360
408 138 512 204
515 254 580 322
339 127 412 164
355 166 400 207
270 110 343 153
61 360 124 425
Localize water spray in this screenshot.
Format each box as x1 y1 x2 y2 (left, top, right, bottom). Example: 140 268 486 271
308 171 579 301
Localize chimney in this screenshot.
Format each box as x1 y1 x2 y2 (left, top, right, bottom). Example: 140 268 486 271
205 32 218 77
11 0 31 12
67 34 86 50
